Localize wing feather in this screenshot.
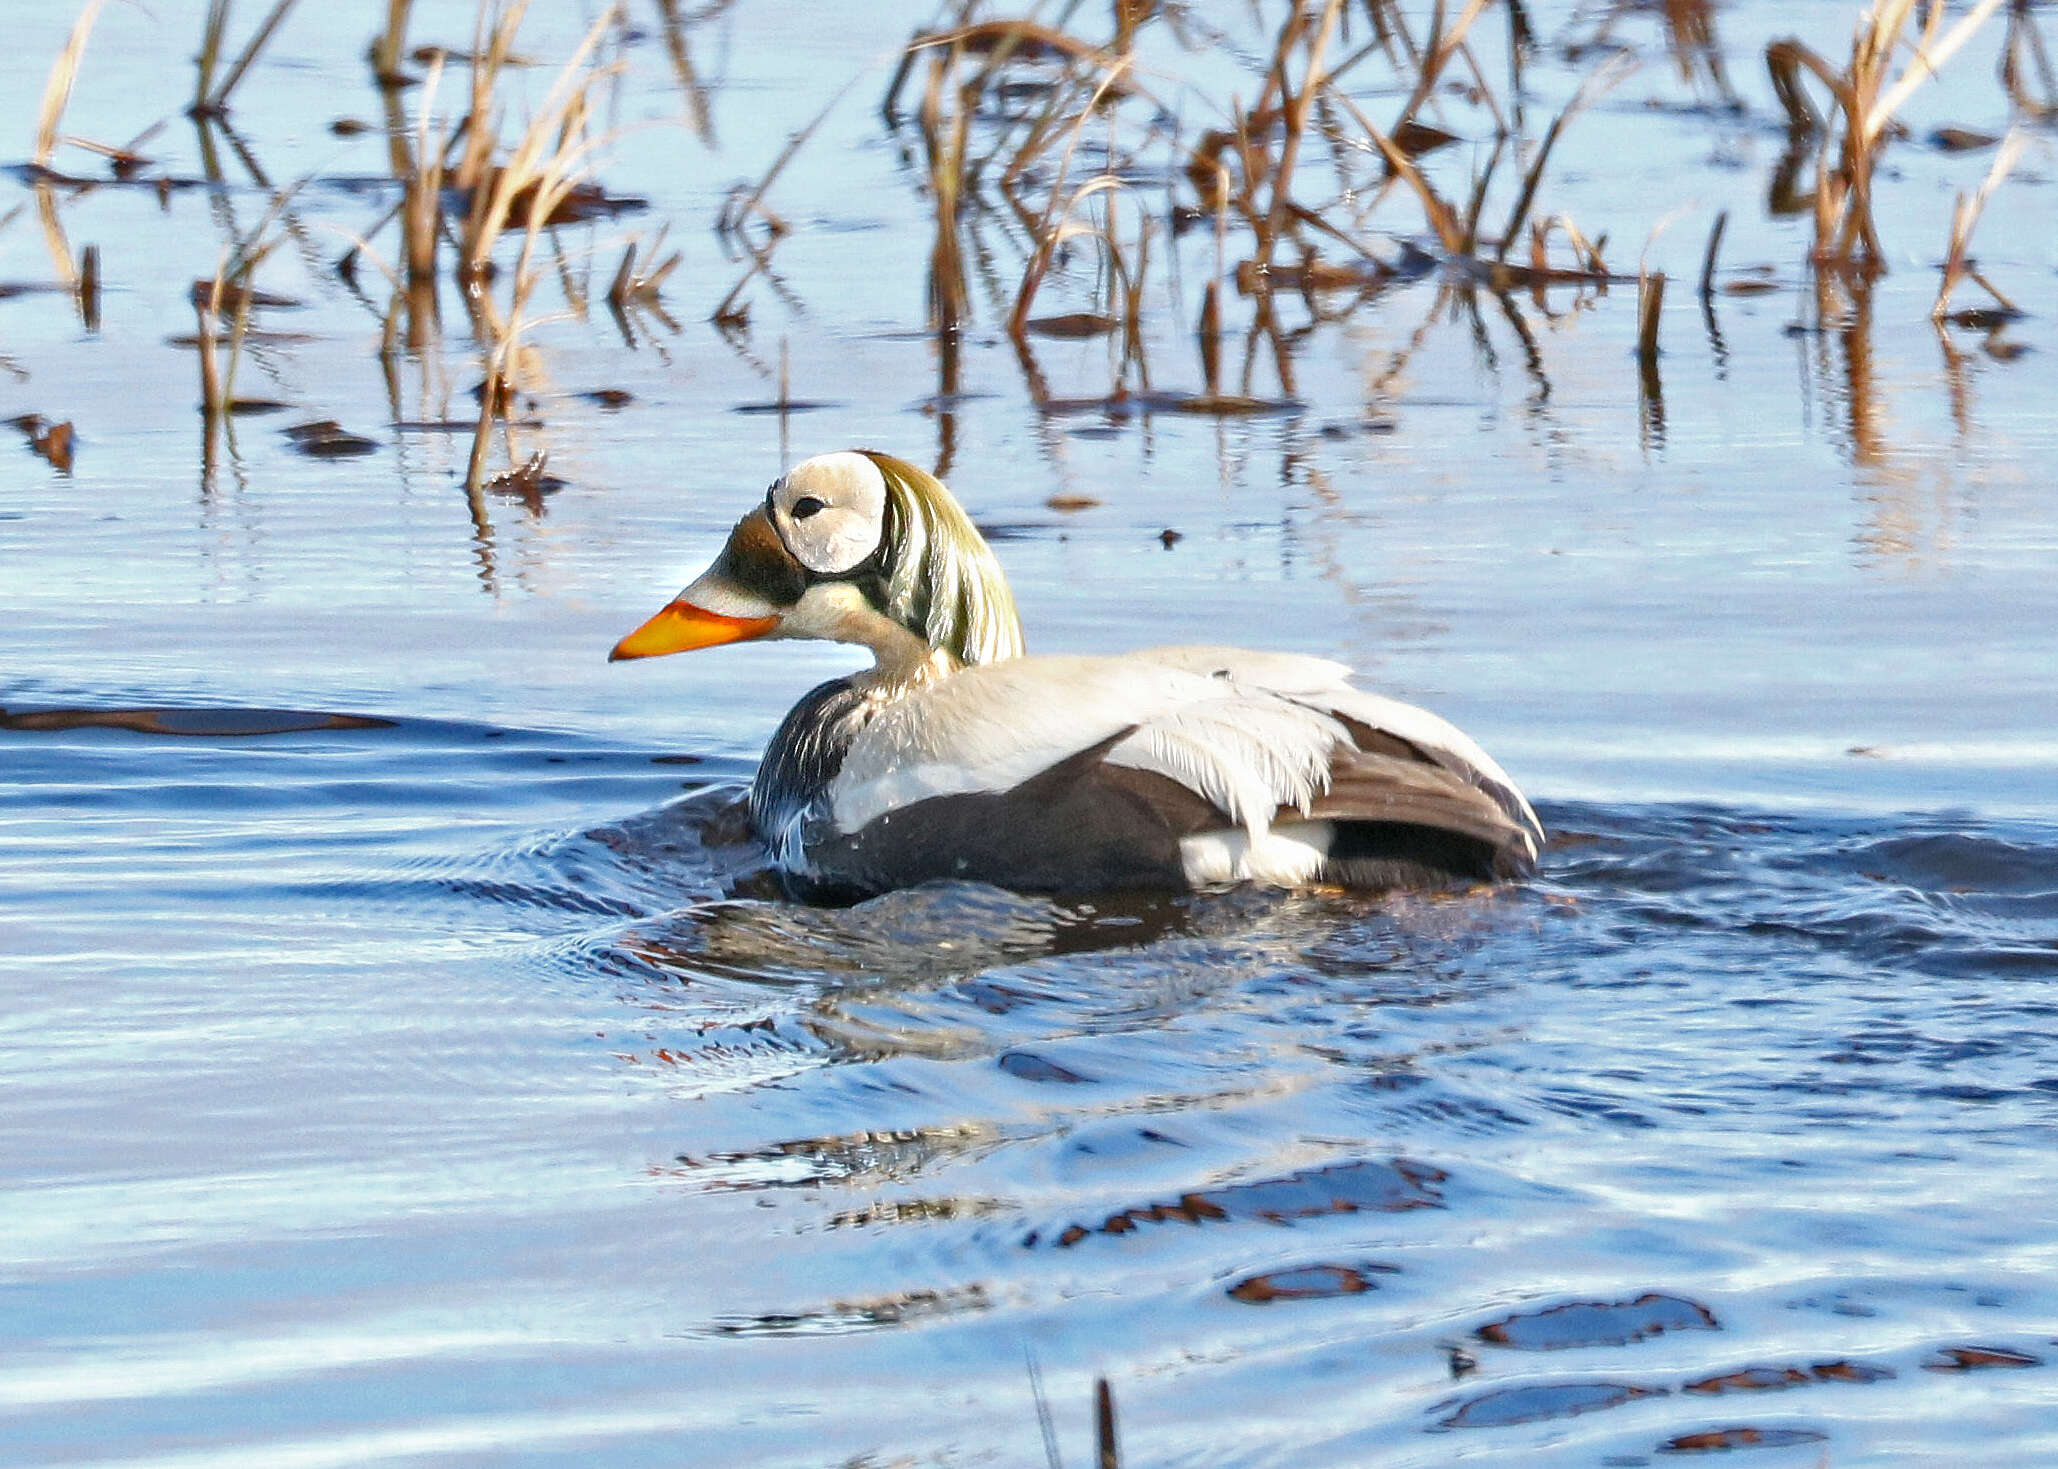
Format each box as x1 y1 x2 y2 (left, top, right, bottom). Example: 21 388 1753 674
828 646 1541 876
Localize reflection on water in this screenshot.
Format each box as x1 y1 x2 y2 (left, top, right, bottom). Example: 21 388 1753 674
5 0 2058 1463
4 705 2058 1465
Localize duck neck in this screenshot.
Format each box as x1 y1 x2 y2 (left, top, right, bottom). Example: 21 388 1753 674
859 631 960 695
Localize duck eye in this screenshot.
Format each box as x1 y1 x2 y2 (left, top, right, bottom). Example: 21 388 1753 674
790 496 826 520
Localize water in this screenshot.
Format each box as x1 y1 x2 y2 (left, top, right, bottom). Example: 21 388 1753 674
4 1 2057 1463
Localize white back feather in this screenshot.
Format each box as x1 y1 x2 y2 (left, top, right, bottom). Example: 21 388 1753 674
1104 698 1342 838
828 643 1539 860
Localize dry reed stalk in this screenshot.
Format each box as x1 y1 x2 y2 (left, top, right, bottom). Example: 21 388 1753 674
32 183 77 290
704 53 863 321
1252 0 1344 278
403 52 448 293
606 227 679 309
77 242 99 329
1496 55 1634 259
655 0 714 144
34 0 110 171
1637 269 1665 362
193 0 298 118
465 71 604 494
195 292 223 471
459 5 620 288
1007 60 1134 340
1765 41 1825 136
1698 208 1728 299
1197 279 1222 394
198 194 292 420
1390 0 1493 132
1333 90 1464 255
1865 0 2009 136
454 0 529 197
1523 214 1611 300
1005 67 1115 222
884 19 1108 120
2002 0 2058 116
719 77 851 240
1767 0 2008 270
372 0 413 87
1457 134 1505 257
62 122 161 177
196 0 232 111
919 40 973 333
1933 129 2026 320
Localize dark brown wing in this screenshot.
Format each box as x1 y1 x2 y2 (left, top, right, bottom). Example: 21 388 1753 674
1300 744 1539 885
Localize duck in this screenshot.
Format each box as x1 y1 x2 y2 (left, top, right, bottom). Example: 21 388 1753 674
611 449 1542 899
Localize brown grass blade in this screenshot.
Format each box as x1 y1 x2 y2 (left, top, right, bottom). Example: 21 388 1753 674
1497 55 1634 260
1095 1377 1120 1469
203 0 299 116
1933 129 2026 320
35 0 110 170
373 0 413 86
1698 209 1728 299
1866 0 2009 142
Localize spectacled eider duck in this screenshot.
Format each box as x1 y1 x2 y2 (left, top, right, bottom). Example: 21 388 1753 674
611 450 1541 899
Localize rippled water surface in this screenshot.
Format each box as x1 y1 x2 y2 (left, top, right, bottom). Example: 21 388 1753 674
5 1 2058 1464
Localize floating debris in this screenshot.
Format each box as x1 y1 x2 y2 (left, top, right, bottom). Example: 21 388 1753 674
164 328 315 347
282 419 379 458
1440 1380 1660 1429
10 413 75 472
483 453 568 510
467 378 537 414
1227 1262 1394 1303
1477 1292 1718 1350
77 243 98 327
731 399 838 415
1025 312 1118 338
1682 1366 1818 1394
188 279 299 311
392 418 524 434
1030 1157 1446 1248
0 706 390 737
1930 126 2000 151
1805 1359 1895 1384
1922 1345 2042 1371
1389 119 1460 163
1045 493 1101 512
997 1050 1090 1084
584 388 635 408
1659 1426 1828 1453
1944 307 2026 330
496 177 648 228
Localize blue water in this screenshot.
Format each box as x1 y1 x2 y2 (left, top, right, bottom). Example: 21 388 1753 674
4 0 2057 1463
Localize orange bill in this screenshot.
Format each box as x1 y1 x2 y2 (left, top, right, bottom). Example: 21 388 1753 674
609 601 778 661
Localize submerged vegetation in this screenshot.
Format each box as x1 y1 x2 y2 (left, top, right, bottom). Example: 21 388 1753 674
7 0 2053 562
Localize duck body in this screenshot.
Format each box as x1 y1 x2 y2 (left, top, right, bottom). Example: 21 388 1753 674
613 450 1542 899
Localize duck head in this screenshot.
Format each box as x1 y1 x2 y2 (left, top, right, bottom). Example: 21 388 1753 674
610 450 1025 671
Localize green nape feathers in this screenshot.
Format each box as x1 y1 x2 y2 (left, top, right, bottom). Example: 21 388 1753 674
859 450 1025 668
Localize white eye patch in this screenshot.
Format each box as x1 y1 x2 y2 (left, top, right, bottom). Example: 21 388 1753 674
773 451 888 575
